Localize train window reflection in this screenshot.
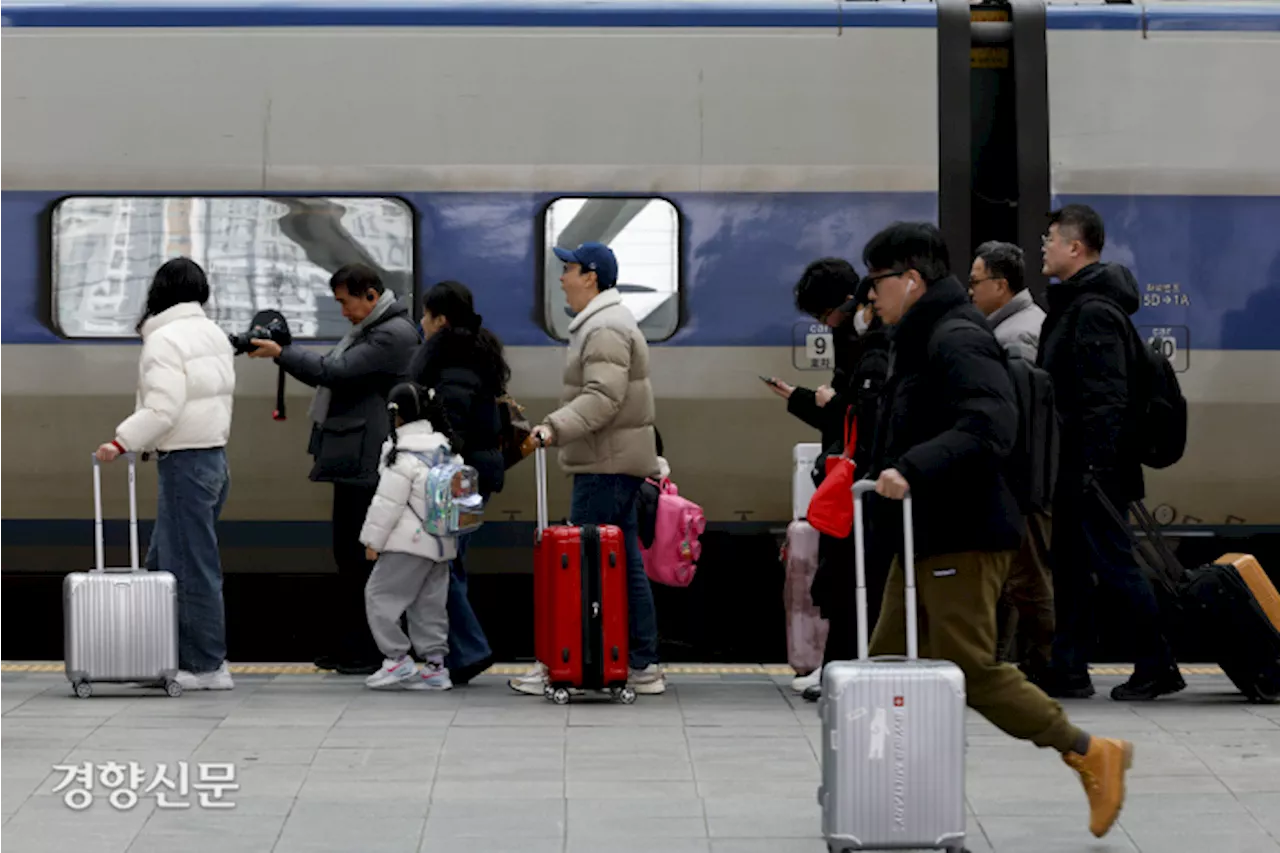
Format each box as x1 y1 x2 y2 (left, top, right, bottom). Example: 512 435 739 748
542 197 681 342
50 196 416 339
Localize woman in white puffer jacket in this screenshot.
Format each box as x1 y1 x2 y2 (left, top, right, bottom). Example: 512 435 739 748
94 258 236 691
359 382 465 691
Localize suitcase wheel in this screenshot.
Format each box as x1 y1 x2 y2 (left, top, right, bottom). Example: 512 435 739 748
73 680 92 699
164 679 184 698
549 688 572 706
611 686 637 705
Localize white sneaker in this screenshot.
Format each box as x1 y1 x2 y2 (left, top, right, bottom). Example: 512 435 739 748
404 661 452 691
175 662 234 691
365 656 419 690
628 664 666 695
791 669 821 693
508 663 586 696
508 663 549 696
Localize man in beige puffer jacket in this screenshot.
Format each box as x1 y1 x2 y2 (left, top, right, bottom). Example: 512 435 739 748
510 242 666 697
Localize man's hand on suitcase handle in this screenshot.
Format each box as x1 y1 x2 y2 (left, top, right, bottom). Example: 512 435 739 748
532 424 555 447
875 468 910 500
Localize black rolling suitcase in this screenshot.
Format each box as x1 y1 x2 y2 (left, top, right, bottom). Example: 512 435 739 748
1096 484 1280 703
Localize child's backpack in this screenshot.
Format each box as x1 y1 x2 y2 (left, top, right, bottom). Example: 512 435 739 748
640 478 705 588
409 449 485 536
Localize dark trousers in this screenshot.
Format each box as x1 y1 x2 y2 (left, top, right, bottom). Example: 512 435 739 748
329 482 381 665
1049 488 1177 681
819 533 889 666
996 512 1056 676
445 533 493 672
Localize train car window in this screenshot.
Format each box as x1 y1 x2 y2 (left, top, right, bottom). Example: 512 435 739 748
542 197 680 342
50 196 415 339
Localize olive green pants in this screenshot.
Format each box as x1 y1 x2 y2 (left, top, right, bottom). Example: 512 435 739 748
869 549 1082 754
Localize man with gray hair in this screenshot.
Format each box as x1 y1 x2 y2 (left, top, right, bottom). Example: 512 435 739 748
251 263 420 675
969 241 1045 360
968 241 1054 684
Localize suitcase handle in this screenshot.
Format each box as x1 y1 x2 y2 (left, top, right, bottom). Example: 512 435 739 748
92 452 140 574
534 441 549 538
852 478 917 661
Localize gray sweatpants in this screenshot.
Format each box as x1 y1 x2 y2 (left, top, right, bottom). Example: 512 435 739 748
364 551 450 661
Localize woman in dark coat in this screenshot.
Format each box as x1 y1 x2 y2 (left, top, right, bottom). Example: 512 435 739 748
408 280 510 684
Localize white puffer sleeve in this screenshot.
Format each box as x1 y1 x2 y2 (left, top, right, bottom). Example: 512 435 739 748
360 447 415 552
115 333 188 452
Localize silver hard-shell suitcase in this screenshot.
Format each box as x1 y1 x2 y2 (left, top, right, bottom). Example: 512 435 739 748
818 480 966 852
64 453 182 698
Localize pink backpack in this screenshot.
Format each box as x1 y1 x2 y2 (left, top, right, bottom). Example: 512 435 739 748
640 478 705 587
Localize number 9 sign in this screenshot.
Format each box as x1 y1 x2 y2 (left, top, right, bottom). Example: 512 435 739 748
792 321 836 370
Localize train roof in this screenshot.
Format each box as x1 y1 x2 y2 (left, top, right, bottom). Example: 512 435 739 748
2 0 1277 32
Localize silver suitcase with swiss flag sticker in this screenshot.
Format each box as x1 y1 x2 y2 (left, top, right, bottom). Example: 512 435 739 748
818 480 966 852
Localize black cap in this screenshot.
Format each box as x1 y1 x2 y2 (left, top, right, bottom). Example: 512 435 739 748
852 275 874 307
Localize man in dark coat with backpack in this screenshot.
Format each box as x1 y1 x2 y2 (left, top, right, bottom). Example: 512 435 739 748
1037 204 1184 702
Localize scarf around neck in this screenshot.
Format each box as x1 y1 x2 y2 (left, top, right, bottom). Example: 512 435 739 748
308 288 398 425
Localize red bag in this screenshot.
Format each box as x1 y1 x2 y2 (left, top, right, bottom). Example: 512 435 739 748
807 409 857 539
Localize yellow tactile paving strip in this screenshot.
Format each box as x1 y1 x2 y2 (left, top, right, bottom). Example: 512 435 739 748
1 661 1226 676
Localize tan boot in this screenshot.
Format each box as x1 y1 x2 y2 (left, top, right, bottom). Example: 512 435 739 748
1062 737 1134 837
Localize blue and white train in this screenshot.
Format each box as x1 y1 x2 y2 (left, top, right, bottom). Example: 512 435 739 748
2 0 1278 601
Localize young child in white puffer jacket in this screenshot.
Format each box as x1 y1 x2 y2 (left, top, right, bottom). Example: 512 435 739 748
359 382 464 691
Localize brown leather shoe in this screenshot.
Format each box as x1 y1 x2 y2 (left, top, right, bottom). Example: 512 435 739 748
1062 737 1134 837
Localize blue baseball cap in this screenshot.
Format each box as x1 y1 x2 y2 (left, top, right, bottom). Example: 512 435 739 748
553 242 618 289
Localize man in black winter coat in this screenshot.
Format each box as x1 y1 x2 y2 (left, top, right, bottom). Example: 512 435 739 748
860 222 1134 841
251 263 420 675
1037 204 1183 701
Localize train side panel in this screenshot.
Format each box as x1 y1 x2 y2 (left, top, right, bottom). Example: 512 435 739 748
1047 2 1280 528
0 8 941 559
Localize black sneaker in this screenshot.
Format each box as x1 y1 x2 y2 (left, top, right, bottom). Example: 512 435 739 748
451 655 496 686
802 684 822 703
1110 669 1186 701
334 659 382 676
1037 671 1097 699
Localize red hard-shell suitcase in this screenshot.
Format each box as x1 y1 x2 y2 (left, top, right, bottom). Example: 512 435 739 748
532 445 633 704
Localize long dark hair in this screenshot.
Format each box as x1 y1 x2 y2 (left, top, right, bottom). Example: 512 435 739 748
384 381 462 467
137 257 210 333
421 280 511 392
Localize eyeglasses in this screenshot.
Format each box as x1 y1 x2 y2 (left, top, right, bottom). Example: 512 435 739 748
968 276 999 287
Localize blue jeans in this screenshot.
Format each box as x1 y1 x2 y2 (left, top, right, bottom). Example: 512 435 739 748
145 448 230 674
445 533 493 671
570 473 660 669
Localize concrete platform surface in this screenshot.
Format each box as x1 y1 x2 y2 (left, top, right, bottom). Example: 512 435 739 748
2 663 1278 853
